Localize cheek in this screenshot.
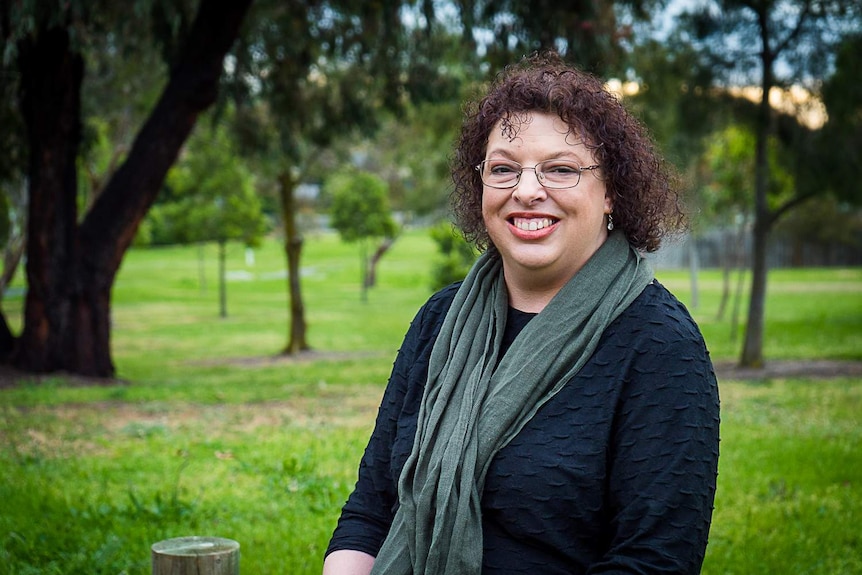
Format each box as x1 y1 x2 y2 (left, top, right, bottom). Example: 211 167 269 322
481 193 495 222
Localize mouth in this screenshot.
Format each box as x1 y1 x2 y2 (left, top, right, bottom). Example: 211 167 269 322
510 216 558 231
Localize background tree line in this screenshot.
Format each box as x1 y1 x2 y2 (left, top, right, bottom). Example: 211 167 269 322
0 0 859 378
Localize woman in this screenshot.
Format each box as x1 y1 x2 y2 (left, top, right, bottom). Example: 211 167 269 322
324 52 720 575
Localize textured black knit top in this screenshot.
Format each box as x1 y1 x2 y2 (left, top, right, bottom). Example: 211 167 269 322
327 280 720 574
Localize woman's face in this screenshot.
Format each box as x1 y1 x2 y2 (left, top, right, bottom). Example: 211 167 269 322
481 111 612 293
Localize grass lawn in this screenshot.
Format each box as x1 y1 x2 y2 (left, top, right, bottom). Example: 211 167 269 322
1 228 860 574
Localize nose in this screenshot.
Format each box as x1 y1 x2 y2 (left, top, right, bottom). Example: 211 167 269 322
512 167 547 204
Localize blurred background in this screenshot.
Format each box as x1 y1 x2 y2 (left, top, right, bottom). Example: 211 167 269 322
0 0 859 377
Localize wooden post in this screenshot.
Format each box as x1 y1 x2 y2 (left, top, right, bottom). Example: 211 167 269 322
152 536 239 575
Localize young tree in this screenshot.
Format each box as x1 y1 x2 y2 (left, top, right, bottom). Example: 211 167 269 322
327 170 398 302
679 0 861 367
226 0 465 353
146 119 268 318
0 0 253 377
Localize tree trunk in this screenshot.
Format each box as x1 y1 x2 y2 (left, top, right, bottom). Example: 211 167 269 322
0 306 15 362
740 20 774 369
360 240 369 303
366 237 396 288
716 230 732 321
13 24 88 373
687 236 699 310
218 240 227 319
11 1 252 377
198 243 207 295
741 217 768 367
740 92 772 367
279 171 310 354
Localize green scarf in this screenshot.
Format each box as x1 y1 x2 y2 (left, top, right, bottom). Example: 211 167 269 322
371 232 654 575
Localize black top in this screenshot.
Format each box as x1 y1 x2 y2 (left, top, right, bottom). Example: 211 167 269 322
327 281 720 574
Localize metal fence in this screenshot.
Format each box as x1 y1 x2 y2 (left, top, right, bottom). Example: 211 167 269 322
648 229 862 270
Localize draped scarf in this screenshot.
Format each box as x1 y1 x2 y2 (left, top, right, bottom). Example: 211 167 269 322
371 231 654 574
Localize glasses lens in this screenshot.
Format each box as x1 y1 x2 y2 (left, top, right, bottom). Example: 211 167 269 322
481 160 521 188
537 160 582 189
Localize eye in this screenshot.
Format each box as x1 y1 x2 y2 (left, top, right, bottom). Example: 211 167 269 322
542 161 581 174
488 162 519 175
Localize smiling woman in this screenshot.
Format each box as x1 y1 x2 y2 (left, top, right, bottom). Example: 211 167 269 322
323 51 718 575
479 112 612 311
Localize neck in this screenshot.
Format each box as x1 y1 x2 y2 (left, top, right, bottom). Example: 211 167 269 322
503 269 569 313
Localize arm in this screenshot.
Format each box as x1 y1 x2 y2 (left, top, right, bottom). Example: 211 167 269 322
325 286 456 564
322 549 375 575
592 324 720 574
324 336 414 558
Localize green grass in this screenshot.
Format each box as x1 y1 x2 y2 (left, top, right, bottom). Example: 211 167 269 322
1 228 860 574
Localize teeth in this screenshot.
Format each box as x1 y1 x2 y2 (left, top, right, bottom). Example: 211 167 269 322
513 217 554 231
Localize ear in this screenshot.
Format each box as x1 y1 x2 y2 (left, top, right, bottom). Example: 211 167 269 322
604 193 614 214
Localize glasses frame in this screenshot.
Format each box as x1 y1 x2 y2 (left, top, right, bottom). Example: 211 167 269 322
475 159 601 190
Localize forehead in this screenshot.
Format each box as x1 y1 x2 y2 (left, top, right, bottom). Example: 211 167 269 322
486 111 591 157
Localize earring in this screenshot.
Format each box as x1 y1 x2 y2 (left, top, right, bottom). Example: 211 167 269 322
607 213 614 231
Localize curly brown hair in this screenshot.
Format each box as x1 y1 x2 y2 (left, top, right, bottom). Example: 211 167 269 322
451 51 684 253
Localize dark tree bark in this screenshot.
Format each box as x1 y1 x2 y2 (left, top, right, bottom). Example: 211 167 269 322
14 25 84 373
12 0 253 377
279 171 310 355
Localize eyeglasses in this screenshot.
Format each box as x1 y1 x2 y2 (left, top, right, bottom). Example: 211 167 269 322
475 159 601 189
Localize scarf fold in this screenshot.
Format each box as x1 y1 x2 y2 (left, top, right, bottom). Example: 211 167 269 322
371 232 654 575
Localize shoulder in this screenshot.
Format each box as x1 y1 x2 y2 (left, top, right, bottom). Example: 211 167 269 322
394 281 461 366
596 280 717 391
424 281 461 313
410 281 461 334
614 280 706 345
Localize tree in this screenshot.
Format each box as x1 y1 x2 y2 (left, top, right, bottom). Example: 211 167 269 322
816 33 862 205
327 170 398 302
679 0 861 367
350 31 479 221
430 221 478 291
145 117 268 318
625 37 722 309
703 124 796 339
225 0 464 353
471 0 655 75
0 0 253 377
703 125 756 324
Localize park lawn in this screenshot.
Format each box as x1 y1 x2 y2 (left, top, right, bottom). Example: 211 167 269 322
1 228 860 574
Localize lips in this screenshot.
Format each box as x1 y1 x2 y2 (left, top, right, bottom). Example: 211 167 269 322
510 216 558 231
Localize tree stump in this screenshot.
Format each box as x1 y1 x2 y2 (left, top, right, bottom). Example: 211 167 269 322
152 536 239 575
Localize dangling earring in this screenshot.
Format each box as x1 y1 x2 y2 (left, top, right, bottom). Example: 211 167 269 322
607 213 614 231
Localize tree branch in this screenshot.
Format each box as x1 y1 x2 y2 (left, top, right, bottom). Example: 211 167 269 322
768 191 818 227
80 0 253 274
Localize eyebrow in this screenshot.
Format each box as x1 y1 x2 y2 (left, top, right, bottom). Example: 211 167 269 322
484 149 587 162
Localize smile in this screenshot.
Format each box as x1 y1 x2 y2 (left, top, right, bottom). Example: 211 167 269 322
511 217 558 231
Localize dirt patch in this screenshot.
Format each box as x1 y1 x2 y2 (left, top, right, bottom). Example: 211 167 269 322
189 349 387 367
713 359 862 381
44 391 383 433
2 358 861 392
0 364 126 390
